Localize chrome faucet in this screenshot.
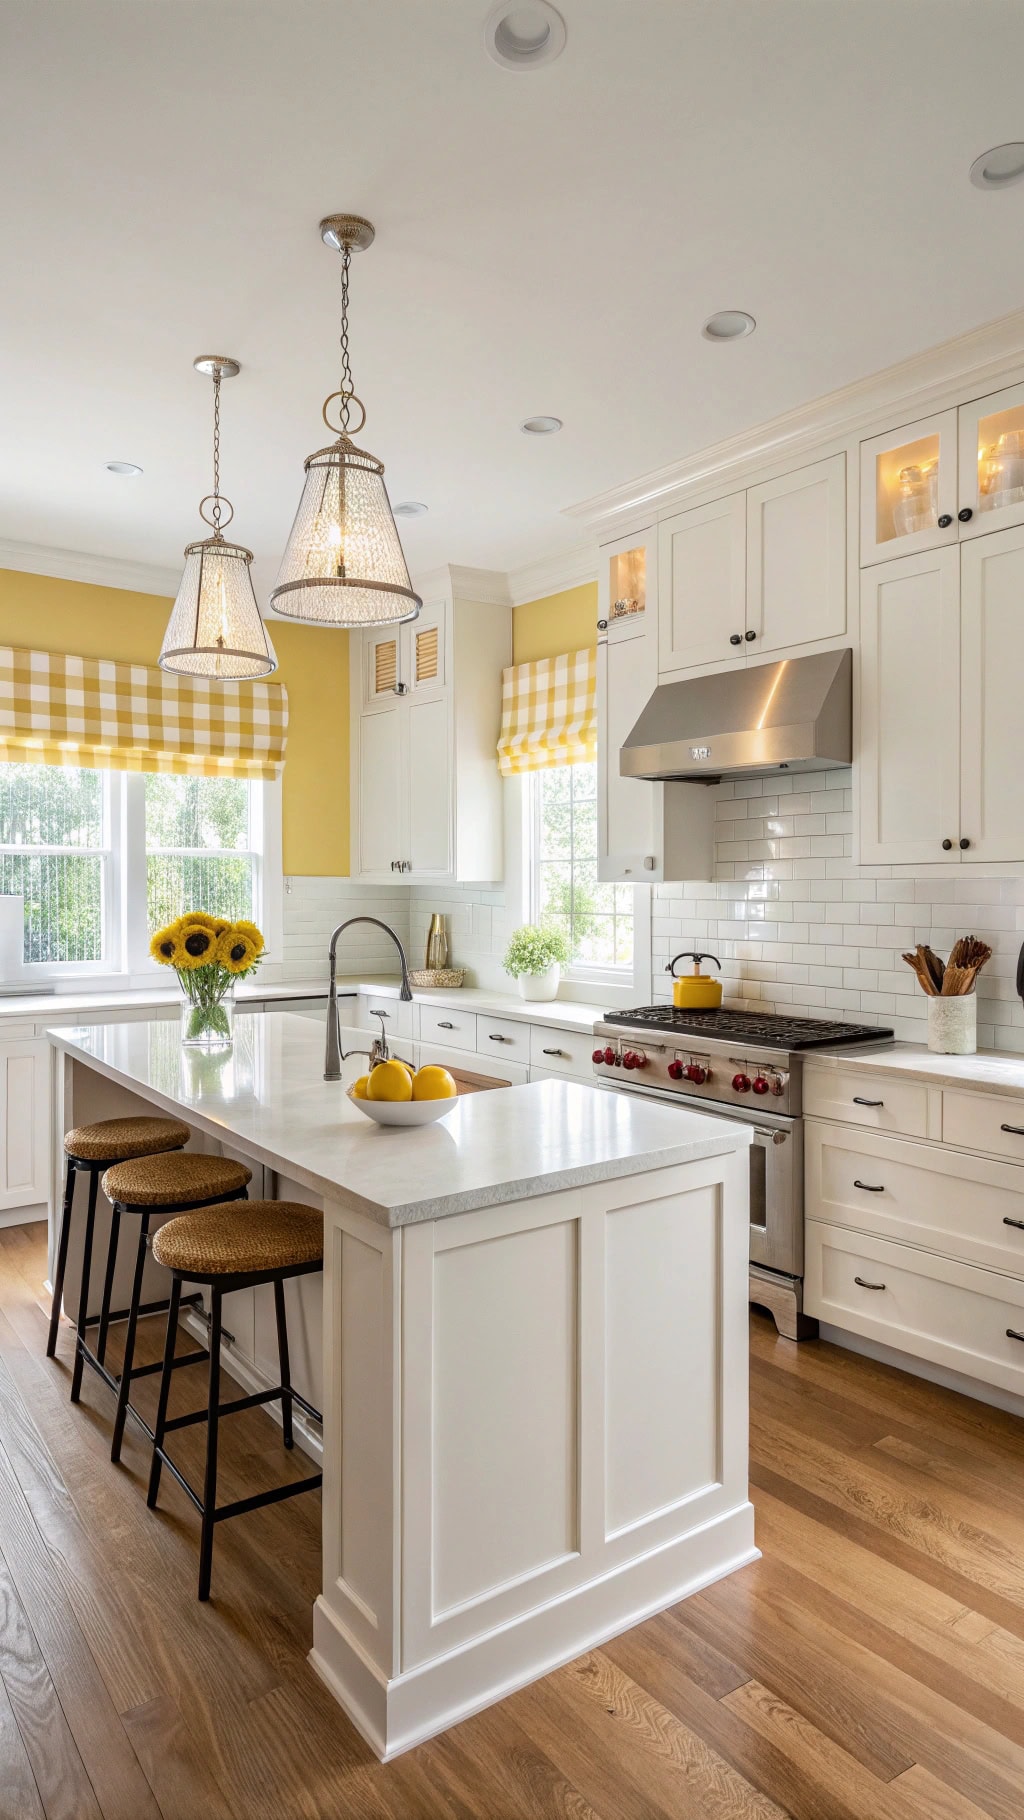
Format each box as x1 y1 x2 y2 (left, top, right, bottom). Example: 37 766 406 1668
324 916 414 1082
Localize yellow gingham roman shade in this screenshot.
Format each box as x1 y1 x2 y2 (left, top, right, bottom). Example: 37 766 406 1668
0 646 287 781
497 647 596 775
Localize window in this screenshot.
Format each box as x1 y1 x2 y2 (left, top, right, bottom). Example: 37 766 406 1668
530 762 633 972
0 762 273 976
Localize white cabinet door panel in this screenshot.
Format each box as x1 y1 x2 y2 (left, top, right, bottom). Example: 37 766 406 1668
746 453 846 654
357 702 404 877
658 492 746 674
0 1036 50 1209
858 547 960 865
959 524 1024 863
597 617 659 880
958 381 1024 540
407 695 452 878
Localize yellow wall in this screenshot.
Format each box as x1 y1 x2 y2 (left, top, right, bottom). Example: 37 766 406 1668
512 582 598 665
0 569 349 876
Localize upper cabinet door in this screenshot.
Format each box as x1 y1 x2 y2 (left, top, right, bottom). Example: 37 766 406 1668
745 453 846 655
960 524 1024 863
597 529 660 881
362 627 403 711
357 699 405 877
958 382 1024 541
407 694 453 879
658 492 746 675
406 599 448 699
858 547 960 866
859 411 958 568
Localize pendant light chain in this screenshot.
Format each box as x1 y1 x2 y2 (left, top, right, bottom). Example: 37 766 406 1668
211 370 222 533
338 241 353 434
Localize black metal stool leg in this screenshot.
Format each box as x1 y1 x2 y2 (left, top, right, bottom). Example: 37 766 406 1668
70 1167 99 1403
110 1212 150 1463
46 1157 76 1358
198 1288 222 1601
95 1202 121 1367
274 1277 294 1450
147 1277 182 1510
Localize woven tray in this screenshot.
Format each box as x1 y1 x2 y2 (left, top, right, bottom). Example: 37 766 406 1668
408 967 466 989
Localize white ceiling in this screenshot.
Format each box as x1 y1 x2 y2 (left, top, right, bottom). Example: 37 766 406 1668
3 0 1024 605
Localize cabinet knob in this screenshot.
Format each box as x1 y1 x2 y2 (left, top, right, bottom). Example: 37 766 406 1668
729 633 742 646
744 629 756 642
597 618 608 631
958 507 974 523
959 837 971 850
941 838 953 850
393 681 409 695
937 513 953 528
642 855 656 870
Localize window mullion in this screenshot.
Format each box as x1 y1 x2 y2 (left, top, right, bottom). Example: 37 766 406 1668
122 773 147 974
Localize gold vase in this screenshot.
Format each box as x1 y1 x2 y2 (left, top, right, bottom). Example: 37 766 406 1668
425 913 448 971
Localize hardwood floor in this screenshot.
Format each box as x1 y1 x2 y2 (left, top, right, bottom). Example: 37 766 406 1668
1 1221 1022 1820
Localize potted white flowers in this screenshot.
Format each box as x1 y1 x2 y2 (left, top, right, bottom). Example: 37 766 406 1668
502 924 572 1002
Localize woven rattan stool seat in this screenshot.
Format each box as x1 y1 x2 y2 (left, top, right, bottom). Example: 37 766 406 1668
153 1201 323 1278
102 1152 252 1208
64 1115 191 1163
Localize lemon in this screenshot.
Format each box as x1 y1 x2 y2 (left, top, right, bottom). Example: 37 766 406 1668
412 1065 457 1101
367 1059 413 1102
351 1075 370 1100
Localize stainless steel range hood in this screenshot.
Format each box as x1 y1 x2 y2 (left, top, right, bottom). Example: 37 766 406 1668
620 648 851 783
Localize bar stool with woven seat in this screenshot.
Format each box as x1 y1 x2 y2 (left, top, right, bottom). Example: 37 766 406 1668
148 1199 323 1600
48 1115 191 1366
88 1152 253 1464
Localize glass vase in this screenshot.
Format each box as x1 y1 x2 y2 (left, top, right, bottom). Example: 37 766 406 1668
178 973 236 1048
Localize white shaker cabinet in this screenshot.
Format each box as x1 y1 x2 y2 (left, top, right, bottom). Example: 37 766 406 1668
745 454 846 655
959 523 1024 862
0 1028 49 1212
357 698 405 878
658 493 746 674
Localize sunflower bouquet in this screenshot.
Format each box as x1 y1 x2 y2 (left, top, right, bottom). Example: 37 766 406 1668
150 913 265 1045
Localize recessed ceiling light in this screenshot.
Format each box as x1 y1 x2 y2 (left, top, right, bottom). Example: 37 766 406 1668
520 415 563 435
484 1 566 69
702 311 756 342
105 460 143 476
969 143 1024 190
393 501 429 518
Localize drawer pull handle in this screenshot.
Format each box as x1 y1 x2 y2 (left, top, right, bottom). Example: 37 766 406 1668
852 1096 884 1108
542 1047 566 1057
375 1010 390 1019
854 1276 886 1291
438 1020 455 1029
1003 1217 1024 1231
489 1033 511 1043
854 1179 885 1193
1000 1123 1024 1137
1007 1328 1024 1343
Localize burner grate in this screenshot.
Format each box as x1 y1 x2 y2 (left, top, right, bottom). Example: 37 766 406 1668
602 1007 892 1050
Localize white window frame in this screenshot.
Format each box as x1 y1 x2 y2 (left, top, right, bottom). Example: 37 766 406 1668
0 767 122 984
525 765 650 999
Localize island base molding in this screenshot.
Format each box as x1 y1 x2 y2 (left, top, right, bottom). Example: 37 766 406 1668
310 1502 757 1760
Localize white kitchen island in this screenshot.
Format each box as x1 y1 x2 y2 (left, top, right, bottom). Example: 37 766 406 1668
47 1012 755 1760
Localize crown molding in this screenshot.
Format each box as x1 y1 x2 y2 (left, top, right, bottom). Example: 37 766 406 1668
564 304 1024 531
505 542 598 606
411 563 513 607
0 538 179 599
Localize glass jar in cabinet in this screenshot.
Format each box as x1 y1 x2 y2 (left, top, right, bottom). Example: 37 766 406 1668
859 411 958 566
958 381 1024 537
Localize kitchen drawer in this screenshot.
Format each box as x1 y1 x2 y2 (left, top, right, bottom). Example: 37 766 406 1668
418 1042 528 1086
943 1090 1024 1163
360 993 415 1039
528 1024 596 1081
803 1065 931 1139
805 1220 1024 1396
419 1004 478 1051
477 1014 531 1067
805 1121 1024 1276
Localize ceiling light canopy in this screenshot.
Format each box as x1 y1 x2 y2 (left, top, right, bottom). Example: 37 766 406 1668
393 500 429 517
520 415 563 435
106 460 143 476
270 214 421 629
702 310 757 342
159 357 277 680
969 143 1024 189
484 1 566 69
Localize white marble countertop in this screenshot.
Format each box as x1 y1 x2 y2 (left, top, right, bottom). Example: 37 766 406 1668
805 1040 1024 1098
353 977 610 1033
47 1012 749 1227
0 976 335 1021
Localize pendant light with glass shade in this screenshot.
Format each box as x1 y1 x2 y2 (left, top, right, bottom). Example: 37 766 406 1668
159 357 277 679
270 215 422 628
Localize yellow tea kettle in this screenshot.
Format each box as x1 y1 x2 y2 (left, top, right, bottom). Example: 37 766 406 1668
666 951 722 1010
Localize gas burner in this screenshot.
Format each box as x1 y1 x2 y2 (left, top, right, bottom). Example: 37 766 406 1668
601 1007 893 1050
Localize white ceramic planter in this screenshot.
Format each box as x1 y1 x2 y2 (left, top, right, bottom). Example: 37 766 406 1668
517 964 560 1002
927 992 977 1055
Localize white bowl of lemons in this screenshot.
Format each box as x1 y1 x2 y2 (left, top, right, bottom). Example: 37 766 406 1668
347 1058 459 1127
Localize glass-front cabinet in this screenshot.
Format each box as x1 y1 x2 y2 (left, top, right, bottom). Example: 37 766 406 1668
860 383 1024 566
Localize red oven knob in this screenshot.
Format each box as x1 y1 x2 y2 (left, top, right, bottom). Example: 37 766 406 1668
592 1048 606 1064
603 1046 616 1066
751 1075 770 1095
633 1051 648 1069
732 1072 751 1093
623 1051 636 1069
685 1064 707 1084
667 1060 684 1080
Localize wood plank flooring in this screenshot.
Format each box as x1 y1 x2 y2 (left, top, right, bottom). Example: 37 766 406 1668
1 1220 1023 1820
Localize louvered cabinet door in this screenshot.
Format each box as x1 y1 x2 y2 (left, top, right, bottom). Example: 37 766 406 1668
404 600 447 700
362 628 403 710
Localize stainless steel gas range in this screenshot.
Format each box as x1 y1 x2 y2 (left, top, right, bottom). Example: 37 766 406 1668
591 1006 893 1341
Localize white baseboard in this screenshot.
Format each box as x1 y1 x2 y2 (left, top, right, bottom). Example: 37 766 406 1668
0 1203 47 1230
310 1501 757 1761
819 1322 1024 1420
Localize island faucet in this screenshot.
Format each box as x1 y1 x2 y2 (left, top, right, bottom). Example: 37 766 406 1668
324 916 414 1082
